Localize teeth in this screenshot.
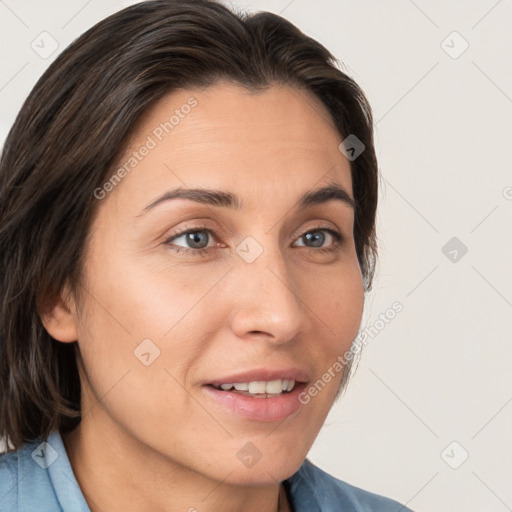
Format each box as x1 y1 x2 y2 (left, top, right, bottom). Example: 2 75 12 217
216 379 296 394
266 380 283 394
248 381 267 393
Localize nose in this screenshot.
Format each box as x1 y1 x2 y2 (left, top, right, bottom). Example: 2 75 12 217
227 241 308 344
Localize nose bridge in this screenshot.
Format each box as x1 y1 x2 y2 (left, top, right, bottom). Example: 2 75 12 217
228 234 306 342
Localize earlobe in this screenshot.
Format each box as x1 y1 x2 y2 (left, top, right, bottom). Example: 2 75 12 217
39 285 79 343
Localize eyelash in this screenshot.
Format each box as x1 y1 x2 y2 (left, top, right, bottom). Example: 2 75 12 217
163 223 344 256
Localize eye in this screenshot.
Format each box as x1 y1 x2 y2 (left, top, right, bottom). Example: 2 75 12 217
164 224 344 256
294 227 343 252
164 224 219 256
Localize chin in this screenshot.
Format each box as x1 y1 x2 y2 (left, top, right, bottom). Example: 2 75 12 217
214 455 304 486
203 441 307 486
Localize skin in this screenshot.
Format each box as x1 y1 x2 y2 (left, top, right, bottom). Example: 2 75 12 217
42 81 365 512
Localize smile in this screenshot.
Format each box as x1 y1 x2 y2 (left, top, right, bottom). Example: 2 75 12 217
212 379 296 396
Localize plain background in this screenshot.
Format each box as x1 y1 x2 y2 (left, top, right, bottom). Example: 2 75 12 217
0 1 511 511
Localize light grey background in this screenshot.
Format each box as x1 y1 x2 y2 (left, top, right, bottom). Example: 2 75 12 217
1 1 511 511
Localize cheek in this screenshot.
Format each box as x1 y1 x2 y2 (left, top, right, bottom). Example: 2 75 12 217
74 268 205 442
82 244 210 340
302 261 364 402
74 259 236 462
304 258 364 345
75 252 222 389
331 275 365 346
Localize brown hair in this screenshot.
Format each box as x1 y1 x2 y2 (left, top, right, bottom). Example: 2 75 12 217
0 0 378 451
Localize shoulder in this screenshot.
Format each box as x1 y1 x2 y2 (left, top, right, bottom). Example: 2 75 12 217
1 431 91 512
0 432 64 512
0 445 20 511
287 458 414 512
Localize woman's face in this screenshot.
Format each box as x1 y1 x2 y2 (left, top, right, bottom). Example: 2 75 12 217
66 82 364 485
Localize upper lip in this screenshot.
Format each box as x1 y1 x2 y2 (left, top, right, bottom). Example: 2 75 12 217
204 368 310 387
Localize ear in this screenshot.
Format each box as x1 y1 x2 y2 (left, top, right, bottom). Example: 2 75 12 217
39 282 79 343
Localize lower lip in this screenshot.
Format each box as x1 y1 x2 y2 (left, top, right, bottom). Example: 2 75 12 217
202 383 307 422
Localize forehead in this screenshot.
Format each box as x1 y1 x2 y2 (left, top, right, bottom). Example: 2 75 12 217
105 82 352 212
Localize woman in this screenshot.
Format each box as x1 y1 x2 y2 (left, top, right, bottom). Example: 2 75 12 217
0 1 413 510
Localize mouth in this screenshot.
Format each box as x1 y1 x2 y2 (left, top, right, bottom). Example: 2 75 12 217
209 379 297 397
202 369 310 422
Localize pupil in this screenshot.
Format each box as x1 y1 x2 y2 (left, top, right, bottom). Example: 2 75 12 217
305 231 324 247
188 231 208 248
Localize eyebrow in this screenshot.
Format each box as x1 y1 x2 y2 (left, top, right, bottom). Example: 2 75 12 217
139 181 355 215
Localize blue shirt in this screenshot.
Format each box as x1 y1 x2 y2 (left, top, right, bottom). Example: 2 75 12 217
0 431 413 511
